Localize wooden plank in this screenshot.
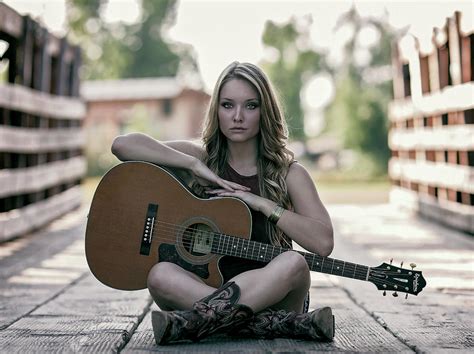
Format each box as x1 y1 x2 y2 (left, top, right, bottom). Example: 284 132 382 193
388 82 474 121
390 186 474 233
0 156 86 198
0 83 85 119
389 125 474 150
0 126 84 152
460 34 473 83
34 26 51 93
0 186 81 241
448 15 462 85
419 55 430 93
389 157 474 193
0 3 23 38
19 16 34 87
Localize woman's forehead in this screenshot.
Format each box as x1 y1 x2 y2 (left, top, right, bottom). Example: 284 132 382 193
220 78 259 100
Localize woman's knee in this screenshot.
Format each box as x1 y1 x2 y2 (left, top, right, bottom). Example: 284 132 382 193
147 262 182 298
275 251 310 287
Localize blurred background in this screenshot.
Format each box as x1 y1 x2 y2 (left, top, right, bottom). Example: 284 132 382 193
0 0 472 241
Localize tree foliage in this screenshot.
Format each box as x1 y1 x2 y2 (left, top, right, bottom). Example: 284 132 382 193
260 17 321 141
65 0 191 80
324 8 395 175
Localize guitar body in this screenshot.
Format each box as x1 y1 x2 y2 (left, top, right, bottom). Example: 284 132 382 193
85 161 252 291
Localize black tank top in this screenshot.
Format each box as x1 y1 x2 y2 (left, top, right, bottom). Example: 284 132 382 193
219 163 270 282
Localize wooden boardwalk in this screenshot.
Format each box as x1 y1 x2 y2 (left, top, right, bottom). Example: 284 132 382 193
0 203 472 352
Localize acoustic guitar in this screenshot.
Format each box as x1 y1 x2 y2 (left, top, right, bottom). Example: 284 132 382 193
85 161 426 298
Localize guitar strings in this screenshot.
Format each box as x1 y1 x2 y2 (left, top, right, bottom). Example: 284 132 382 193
142 221 412 289
152 222 414 292
152 220 393 280
144 223 415 293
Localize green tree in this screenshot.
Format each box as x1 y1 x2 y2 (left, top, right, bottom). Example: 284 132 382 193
122 0 180 78
325 7 395 175
260 17 321 141
65 0 194 80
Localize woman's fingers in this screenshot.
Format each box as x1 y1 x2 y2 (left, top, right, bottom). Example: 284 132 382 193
215 178 250 192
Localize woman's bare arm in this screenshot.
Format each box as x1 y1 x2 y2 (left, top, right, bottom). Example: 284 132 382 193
205 162 334 256
111 132 250 192
111 132 204 169
264 162 334 256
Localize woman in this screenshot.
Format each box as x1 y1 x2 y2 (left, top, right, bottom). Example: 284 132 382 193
111 61 334 344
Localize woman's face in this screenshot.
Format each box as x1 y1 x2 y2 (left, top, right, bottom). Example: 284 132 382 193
218 79 261 144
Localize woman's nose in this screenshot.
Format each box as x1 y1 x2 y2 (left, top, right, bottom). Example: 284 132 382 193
233 107 243 122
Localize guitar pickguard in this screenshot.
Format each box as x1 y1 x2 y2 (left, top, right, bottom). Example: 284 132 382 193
158 243 210 279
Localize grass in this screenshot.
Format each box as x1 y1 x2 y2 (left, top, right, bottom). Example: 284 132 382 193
315 180 390 204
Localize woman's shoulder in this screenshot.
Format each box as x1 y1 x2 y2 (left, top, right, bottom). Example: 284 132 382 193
285 161 313 185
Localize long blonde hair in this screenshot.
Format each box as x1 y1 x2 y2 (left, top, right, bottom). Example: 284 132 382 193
201 61 294 247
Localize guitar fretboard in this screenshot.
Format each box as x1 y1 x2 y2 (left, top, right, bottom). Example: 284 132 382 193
211 233 369 281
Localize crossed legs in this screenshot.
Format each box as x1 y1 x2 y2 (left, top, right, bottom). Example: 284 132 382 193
147 251 311 313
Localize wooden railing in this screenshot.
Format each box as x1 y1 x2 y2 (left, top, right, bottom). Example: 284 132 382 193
389 11 473 233
0 3 86 241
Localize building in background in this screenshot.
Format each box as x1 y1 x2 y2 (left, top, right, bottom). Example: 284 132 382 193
389 11 473 233
80 77 210 175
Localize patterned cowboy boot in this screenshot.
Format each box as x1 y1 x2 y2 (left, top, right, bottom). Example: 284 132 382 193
231 307 335 341
151 281 254 345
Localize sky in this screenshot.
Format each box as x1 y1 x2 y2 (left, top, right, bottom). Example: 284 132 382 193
3 0 472 91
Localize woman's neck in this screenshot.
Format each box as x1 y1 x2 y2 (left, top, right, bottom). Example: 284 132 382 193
227 140 258 174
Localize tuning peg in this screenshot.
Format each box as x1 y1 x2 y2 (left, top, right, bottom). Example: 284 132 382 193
410 263 417 270
405 294 408 300
383 290 386 296
392 292 398 297
390 258 393 265
400 261 404 268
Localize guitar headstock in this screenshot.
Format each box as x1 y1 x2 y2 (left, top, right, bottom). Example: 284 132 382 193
369 261 426 297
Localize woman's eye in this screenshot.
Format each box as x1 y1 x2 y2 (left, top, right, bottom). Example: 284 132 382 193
222 102 232 109
247 102 258 110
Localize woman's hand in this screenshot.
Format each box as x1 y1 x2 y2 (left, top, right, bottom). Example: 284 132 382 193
205 188 271 212
190 159 250 192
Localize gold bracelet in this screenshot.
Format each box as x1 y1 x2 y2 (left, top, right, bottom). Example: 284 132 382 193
268 205 285 225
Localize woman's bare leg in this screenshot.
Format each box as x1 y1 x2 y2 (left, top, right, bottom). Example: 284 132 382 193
147 262 215 310
232 251 310 313
147 251 310 312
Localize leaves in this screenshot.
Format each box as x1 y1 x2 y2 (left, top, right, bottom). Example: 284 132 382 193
66 0 191 80
261 17 321 141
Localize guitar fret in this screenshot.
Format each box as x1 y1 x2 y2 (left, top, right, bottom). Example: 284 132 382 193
211 233 370 282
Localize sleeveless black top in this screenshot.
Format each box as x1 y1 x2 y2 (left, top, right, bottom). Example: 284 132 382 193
219 163 272 282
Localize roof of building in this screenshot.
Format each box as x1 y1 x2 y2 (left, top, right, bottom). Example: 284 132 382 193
80 77 204 102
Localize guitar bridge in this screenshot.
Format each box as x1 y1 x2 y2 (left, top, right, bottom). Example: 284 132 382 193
140 203 158 255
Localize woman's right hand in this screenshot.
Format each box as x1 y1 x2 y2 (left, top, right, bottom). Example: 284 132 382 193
190 158 250 192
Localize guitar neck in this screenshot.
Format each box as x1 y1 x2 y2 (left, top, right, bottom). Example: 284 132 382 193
211 233 370 281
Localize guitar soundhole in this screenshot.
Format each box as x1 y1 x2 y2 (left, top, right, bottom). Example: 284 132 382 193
182 223 214 256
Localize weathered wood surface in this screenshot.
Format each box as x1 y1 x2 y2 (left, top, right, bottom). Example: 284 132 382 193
0 84 86 120
0 186 82 241
0 203 472 352
388 82 474 121
389 158 474 193
0 125 89 152
0 3 22 38
389 125 474 150
0 156 86 197
390 187 474 233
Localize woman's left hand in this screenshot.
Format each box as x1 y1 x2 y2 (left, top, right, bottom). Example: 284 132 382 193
205 189 265 212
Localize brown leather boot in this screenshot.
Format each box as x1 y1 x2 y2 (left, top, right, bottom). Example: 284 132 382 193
231 307 335 341
151 281 254 345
